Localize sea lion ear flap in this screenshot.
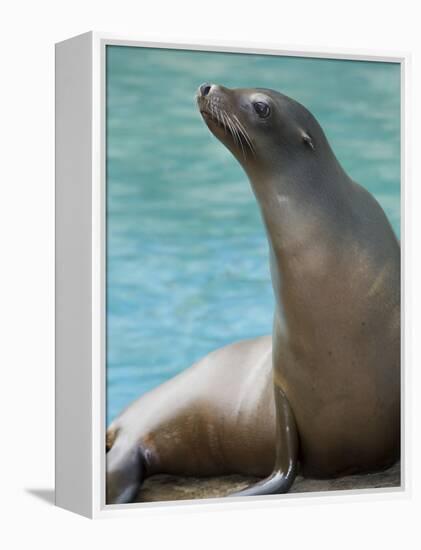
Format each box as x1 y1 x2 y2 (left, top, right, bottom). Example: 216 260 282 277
302 131 315 151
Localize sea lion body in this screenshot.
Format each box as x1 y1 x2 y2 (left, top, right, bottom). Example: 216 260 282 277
106 85 400 503
106 336 277 503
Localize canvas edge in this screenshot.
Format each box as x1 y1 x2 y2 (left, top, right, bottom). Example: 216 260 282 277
55 30 94 518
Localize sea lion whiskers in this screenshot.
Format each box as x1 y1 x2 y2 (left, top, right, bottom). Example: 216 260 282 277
224 110 243 155
232 114 256 156
220 110 228 134
199 94 254 159
226 111 247 159
223 110 239 148
221 111 233 141
209 102 234 140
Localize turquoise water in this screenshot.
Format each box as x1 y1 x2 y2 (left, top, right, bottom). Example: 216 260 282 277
106 46 400 425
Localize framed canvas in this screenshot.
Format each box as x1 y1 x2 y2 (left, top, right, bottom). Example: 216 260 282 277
55 32 410 518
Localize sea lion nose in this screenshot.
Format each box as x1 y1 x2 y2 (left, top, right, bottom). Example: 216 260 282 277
199 82 212 97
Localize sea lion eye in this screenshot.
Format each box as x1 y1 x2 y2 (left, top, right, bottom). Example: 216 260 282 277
253 101 270 118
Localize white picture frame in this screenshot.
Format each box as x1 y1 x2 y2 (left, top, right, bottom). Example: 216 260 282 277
55 31 410 519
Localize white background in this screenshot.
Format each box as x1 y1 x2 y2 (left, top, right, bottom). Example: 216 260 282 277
0 0 419 548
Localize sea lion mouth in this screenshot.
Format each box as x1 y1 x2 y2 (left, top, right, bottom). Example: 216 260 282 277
199 108 218 124
197 97 228 129
197 94 255 159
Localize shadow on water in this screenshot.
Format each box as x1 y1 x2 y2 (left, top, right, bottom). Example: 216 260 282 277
25 488 55 505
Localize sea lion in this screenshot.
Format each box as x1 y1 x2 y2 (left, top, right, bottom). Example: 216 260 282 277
106 84 400 504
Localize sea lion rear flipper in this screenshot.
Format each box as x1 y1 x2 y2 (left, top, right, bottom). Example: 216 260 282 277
106 431 145 504
231 387 298 496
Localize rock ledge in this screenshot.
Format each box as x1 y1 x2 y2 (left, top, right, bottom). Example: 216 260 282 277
135 461 400 502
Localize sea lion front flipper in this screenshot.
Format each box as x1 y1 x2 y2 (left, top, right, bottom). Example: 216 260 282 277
231 386 298 496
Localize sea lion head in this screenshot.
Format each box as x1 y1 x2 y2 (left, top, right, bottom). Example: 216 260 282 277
197 83 324 180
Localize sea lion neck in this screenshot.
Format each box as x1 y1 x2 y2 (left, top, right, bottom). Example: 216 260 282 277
245 155 350 260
